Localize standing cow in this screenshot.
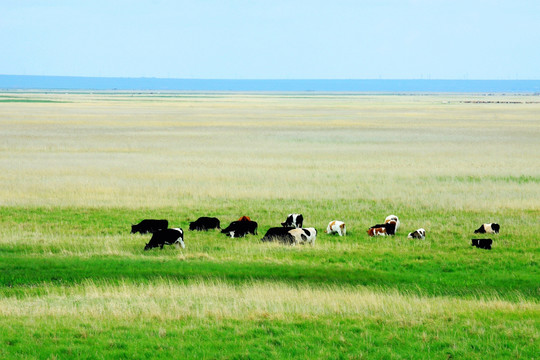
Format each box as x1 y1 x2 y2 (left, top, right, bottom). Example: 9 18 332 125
367 221 397 236
189 217 221 231
385 215 400 232
281 214 304 228
474 223 500 234
144 228 185 250
261 227 296 243
131 219 168 234
471 238 493 250
221 220 258 238
326 220 346 236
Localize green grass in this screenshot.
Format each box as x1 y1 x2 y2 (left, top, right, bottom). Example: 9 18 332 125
0 92 538 359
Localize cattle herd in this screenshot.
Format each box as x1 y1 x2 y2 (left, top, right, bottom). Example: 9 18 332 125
131 214 500 251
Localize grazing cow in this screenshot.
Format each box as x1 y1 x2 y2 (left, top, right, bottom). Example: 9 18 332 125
189 217 220 231
385 215 400 232
221 220 258 238
261 227 296 243
472 238 492 250
281 214 304 228
131 219 168 234
144 228 184 250
288 227 317 246
326 220 346 236
238 216 251 222
408 228 426 239
367 221 397 237
474 223 500 234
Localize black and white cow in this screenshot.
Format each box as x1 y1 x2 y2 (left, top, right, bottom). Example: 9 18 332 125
261 227 296 244
144 228 184 250
385 215 400 232
408 228 426 239
221 220 258 238
189 217 221 231
471 238 492 250
131 219 168 234
288 227 317 246
281 214 303 228
474 223 500 234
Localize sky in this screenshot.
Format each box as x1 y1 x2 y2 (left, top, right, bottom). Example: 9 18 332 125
1 0 539 79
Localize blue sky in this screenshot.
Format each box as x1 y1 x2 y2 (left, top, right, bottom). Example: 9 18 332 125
2 0 539 79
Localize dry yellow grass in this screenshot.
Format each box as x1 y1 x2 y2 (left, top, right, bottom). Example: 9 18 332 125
0 92 538 210
1 280 537 321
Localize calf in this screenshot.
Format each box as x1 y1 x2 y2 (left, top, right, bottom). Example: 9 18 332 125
408 228 426 239
474 223 500 234
131 219 168 234
281 214 304 228
189 217 221 231
221 220 258 238
238 216 251 222
144 228 184 250
472 238 492 250
326 220 346 236
385 215 400 232
367 221 397 237
288 227 317 246
261 227 296 243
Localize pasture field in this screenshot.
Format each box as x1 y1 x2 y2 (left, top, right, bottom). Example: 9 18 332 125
0 91 539 359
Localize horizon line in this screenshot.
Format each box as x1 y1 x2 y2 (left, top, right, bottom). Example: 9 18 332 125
2 74 540 81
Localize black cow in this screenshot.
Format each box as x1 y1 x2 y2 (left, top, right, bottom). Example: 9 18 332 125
471 238 492 250
189 217 221 231
474 223 500 234
131 219 168 234
281 213 303 228
221 220 258 238
261 227 296 244
367 221 397 236
144 228 184 250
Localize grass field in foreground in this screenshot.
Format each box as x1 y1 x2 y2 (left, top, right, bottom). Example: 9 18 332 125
0 92 538 359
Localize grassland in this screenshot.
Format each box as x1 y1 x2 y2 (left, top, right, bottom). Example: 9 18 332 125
0 92 538 359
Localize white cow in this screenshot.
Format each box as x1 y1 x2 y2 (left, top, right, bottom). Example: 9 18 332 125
325 220 346 236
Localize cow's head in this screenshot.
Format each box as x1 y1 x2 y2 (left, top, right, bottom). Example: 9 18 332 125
175 238 186 249
188 222 196 231
144 242 154 251
131 225 137 234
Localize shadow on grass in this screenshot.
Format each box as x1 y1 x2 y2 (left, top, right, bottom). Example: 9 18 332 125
1 255 537 301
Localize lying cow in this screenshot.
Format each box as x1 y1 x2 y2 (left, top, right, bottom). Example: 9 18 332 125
261 227 296 243
144 228 184 250
238 216 251 222
474 223 500 234
385 215 400 232
131 219 168 234
408 228 426 239
472 238 492 250
189 217 220 231
221 220 258 238
281 214 303 228
367 221 397 236
288 227 317 246
326 220 346 236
